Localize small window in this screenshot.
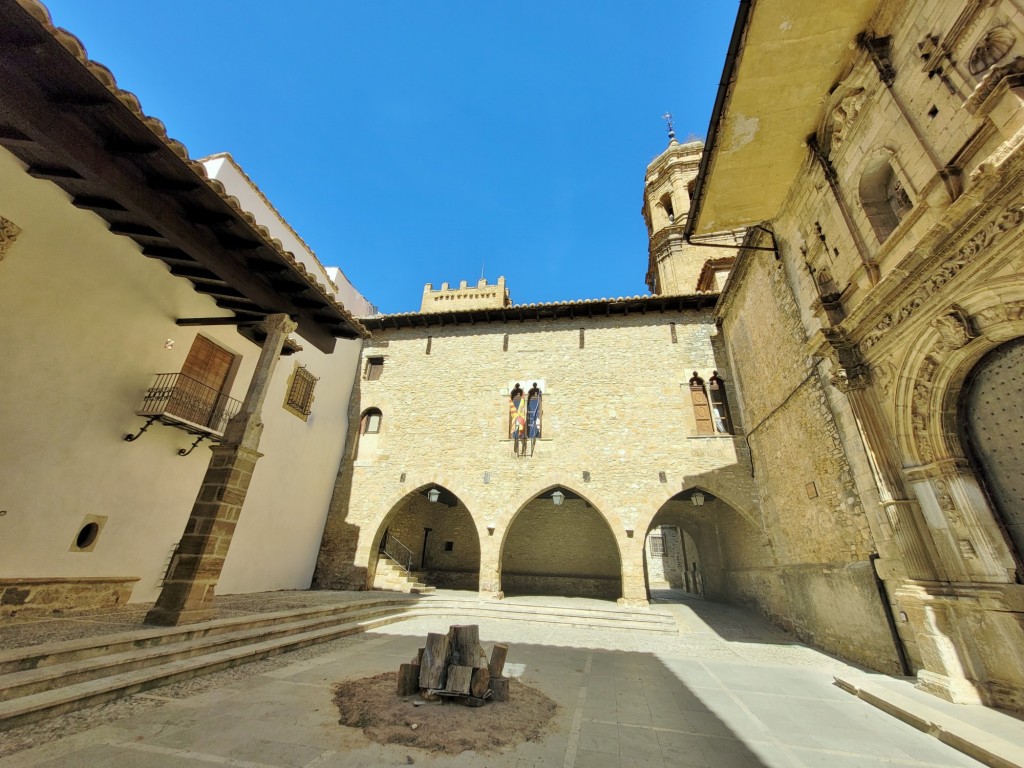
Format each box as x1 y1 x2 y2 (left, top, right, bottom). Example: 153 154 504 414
660 192 675 224
285 366 318 417
366 357 384 380
860 158 911 243
361 408 382 434
708 372 733 435
649 536 666 557
444 541 454 552
689 373 714 435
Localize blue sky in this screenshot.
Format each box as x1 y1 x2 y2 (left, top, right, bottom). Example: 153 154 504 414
43 2 737 313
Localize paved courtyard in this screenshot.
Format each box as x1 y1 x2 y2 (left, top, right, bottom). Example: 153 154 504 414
0 592 988 767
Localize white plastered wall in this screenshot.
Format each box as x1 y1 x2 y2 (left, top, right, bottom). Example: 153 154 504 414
0 146 361 601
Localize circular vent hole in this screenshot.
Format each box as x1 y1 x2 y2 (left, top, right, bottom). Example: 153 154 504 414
76 522 100 549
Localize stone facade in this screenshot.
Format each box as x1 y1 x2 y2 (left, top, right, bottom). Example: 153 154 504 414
420 277 511 313
314 298 758 606
692 0 1024 711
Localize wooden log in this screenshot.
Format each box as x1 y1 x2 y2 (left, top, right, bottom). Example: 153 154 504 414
470 666 490 698
416 647 424 665
446 665 473 694
488 643 508 678
448 625 481 667
419 632 450 690
490 676 510 702
462 695 487 707
397 663 420 696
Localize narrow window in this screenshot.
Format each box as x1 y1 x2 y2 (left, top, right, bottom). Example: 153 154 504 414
527 383 543 439
579 328 585 349
503 334 509 352
689 372 714 435
708 371 733 434
361 408 382 434
649 536 666 557
285 366 318 417
425 336 432 355
669 322 677 344
366 356 384 380
660 192 675 224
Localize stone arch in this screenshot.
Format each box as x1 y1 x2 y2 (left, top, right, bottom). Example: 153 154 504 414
634 481 760 539
497 483 624 600
892 281 1024 580
364 479 483 591
640 487 763 602
858 148 913 243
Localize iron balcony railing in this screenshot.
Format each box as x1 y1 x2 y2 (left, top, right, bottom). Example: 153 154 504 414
380 530 414 573
135 372 242 436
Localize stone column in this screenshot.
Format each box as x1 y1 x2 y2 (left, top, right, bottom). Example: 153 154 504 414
146 314 297 626
825 331 940 582
618 534 649 607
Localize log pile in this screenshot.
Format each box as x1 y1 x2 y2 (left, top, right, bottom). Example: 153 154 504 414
396 624 511 706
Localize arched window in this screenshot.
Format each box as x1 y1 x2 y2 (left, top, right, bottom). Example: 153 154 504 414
708 372 733 435
689 373 714 435
660 193 675 224
860 157 912 243
361 408 382 434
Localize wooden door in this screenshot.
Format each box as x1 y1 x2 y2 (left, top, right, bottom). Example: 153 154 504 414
170 336 235 427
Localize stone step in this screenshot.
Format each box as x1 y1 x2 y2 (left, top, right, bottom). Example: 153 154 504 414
401 601 677 634
0 602 409 702
0 609 412 732
0 596 414 675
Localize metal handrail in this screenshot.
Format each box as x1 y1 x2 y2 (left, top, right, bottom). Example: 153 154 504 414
136 372 242 435
380 531 414 573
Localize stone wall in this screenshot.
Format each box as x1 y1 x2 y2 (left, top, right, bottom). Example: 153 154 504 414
314 305 756 604
0 577 139 617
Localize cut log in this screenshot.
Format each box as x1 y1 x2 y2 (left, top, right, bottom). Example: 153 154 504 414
446 665 473 694
397 663 420 696
488 643 509 678
419 632 450 690
416 647 424 665
470 666 490 698
448 625 481 667
490 676 510 702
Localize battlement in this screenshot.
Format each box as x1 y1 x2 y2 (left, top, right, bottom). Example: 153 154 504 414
420 276 512 313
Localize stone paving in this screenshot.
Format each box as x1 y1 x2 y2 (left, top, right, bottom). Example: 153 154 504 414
0 590 987 767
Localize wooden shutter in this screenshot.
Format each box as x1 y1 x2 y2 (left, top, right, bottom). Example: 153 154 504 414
171 336 234 427
708 374 732 434
689 376 714 435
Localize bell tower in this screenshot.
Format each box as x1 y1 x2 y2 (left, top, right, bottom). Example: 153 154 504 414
642 119 741 294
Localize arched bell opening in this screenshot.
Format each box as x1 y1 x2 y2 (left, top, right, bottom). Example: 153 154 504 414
499 485 622 600
368 484 480 592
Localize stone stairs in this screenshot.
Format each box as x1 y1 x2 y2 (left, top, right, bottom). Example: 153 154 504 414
371 558 436 594
0 590 675 732
0 595 416 732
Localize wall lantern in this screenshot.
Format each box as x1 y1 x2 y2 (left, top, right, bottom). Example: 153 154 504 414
427 488 441 503
690 491 705 507
551 490 565 506
487 524 496 536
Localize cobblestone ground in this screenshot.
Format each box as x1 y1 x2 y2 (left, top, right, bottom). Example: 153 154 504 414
0 590 985 767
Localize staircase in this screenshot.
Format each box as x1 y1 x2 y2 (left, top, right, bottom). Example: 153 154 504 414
0 595 416 732
0 590 675 732
372 557 436 594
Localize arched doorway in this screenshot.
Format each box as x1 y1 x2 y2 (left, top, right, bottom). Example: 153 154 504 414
500 486 622 599
961 336 1024 570
369 484 480 591
642 488 756 602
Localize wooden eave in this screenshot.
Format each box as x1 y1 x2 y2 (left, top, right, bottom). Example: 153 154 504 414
0 0 367 351
360 293 719 332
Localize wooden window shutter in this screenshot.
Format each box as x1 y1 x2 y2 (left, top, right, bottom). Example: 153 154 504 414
708 372 732 434
689 373 714 435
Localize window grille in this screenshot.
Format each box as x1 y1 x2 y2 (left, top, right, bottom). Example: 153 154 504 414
649 537 666 557
286 366 318 416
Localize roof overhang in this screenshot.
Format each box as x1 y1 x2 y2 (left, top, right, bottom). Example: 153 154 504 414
688 0 879 236
0 0 368 352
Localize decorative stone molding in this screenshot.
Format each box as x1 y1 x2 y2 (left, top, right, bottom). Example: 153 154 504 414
0 215 21 260
863 199 1024 349
965 55 1024 114
968 25 1015 76
930 305 978 349
828 89 866 154
823 329 871 392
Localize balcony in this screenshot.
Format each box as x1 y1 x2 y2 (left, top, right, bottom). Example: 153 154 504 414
125 373 242 454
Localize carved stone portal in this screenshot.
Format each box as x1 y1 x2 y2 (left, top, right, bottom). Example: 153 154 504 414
0 215 21 260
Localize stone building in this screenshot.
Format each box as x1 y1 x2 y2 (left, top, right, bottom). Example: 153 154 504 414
686 0 1024 712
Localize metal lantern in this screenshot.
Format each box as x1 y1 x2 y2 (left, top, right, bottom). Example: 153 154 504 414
551 490 565 506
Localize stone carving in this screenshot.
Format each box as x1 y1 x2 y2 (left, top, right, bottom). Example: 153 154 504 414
829 89 865 152
0 215 21 260
933 478 962 526
863 200 1024 349
969 25 1015 75
958 538 978 559
976 300 1024 327
930 305 977 349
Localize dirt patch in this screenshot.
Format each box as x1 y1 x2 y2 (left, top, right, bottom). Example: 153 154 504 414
333 672 559 754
